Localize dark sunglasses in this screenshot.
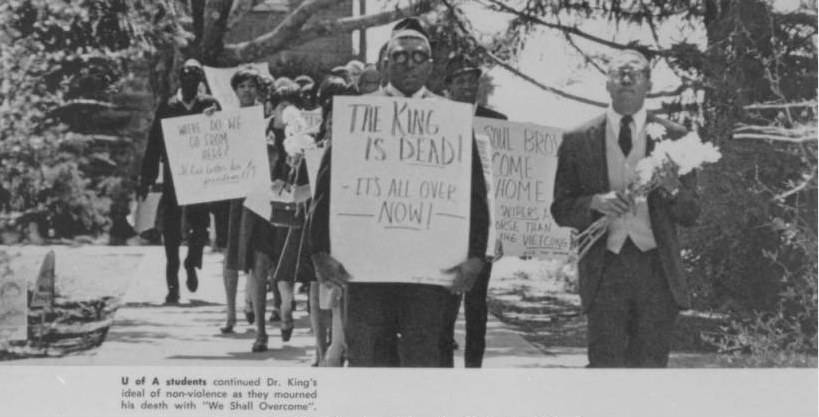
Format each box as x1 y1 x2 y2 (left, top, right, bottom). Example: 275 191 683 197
390 50 430 65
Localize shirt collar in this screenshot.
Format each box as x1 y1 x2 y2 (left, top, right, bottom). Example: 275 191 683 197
176 89 197 111
607 105 647 134
385 83 428 98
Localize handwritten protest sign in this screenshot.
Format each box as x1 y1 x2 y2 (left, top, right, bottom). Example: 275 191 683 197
162 106 270 205
0 277 27 341
330 96 473 285
301 108 323 131
303 147 326 197
473 118 572 258
30 251 55 308
474 134 496 257
203 63 271 109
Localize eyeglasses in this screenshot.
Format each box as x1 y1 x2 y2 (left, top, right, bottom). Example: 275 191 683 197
608 69 648 83
390 50 430 65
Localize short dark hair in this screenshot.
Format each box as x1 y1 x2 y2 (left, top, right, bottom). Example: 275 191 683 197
269 84 302 109
230 66 262 91
317 75 356 113
608 49 651 80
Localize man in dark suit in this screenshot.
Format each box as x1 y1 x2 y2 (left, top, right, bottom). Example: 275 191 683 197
443 53 507 368
551 50 700 367
309 18 489 367
139 59 221 304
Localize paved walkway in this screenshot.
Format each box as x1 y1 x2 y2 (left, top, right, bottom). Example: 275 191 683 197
6 245 561 367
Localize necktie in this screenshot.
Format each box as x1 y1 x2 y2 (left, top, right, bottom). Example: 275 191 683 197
619 115 633 156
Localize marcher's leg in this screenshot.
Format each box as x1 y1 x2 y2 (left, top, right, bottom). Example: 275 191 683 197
162 200 182 303
345 283 398 367
251 250 272 352
221 267 238 332
397 284 458 367
587 252 630 368
626 249 679 367
309 284 329 365
183 203 209 292
278 280 295 340
464 262 492 368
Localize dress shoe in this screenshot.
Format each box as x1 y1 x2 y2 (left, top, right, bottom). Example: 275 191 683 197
281 326 294 342
269 311 281 322
244 310 255 325
185 267 198 292
252 334 268 353
219 324 234 334
164 292 180 305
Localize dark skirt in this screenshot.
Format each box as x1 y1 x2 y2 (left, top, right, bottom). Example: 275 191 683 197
250 222 315 284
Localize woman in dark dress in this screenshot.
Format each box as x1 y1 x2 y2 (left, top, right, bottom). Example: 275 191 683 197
221 67 264 334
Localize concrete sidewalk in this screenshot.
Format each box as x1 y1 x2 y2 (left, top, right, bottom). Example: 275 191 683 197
7 245 565 367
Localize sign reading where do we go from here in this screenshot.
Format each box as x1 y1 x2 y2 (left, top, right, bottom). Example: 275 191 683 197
473 117 572 258
162 105 270 205
330 96 473 286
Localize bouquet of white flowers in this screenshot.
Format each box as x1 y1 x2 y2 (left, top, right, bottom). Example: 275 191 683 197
268 106 316 227
574 124 722 259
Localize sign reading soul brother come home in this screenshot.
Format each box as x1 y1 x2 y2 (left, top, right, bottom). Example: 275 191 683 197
162 106 269 205
330 96 473 285
473 117 572 258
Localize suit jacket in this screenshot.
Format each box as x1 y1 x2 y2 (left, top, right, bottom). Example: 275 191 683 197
475 105 507 120
309 88 490 266
550 113 700 311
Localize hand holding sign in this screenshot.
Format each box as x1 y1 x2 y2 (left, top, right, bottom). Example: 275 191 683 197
311 252 350 290
442 257 486 294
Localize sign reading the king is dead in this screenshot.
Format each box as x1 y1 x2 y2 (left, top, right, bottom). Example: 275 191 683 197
330 96 473 285
162 105 270 205
473 117 572 258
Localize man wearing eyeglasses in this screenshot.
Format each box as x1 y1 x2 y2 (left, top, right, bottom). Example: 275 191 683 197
551 50 700 368
310 17 489 367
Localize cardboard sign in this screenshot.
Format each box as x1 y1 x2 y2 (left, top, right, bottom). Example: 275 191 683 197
203 63 272 109
303 146 326 197
474 134 496 258
30 251 55 308
134 191 161 233
162 106 270 205
301 108 323 131
473 118 572 258
0 277 27 341
330 96 474 286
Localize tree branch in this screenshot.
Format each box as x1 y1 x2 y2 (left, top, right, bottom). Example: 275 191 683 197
226 0 260 31
441 0 607 108
483 0 672 58
222 0 341 63
296 2 434 44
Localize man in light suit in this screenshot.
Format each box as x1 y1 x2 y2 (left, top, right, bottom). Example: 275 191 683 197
551 50 700 367
309 18 489 367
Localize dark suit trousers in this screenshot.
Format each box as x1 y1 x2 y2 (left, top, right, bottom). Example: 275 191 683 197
587 239 678 368
345 283 458 367
160 191 209 294
445 261 493 368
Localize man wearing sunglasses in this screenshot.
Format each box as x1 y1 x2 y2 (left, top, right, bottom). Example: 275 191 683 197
551 50 700 367
310 17 489 367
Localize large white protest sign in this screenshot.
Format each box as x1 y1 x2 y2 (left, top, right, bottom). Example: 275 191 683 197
473 118 572 258
330 96 473 286
203 63 271 109
301 108 323 132
0 277 27 341
162 105 270 205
